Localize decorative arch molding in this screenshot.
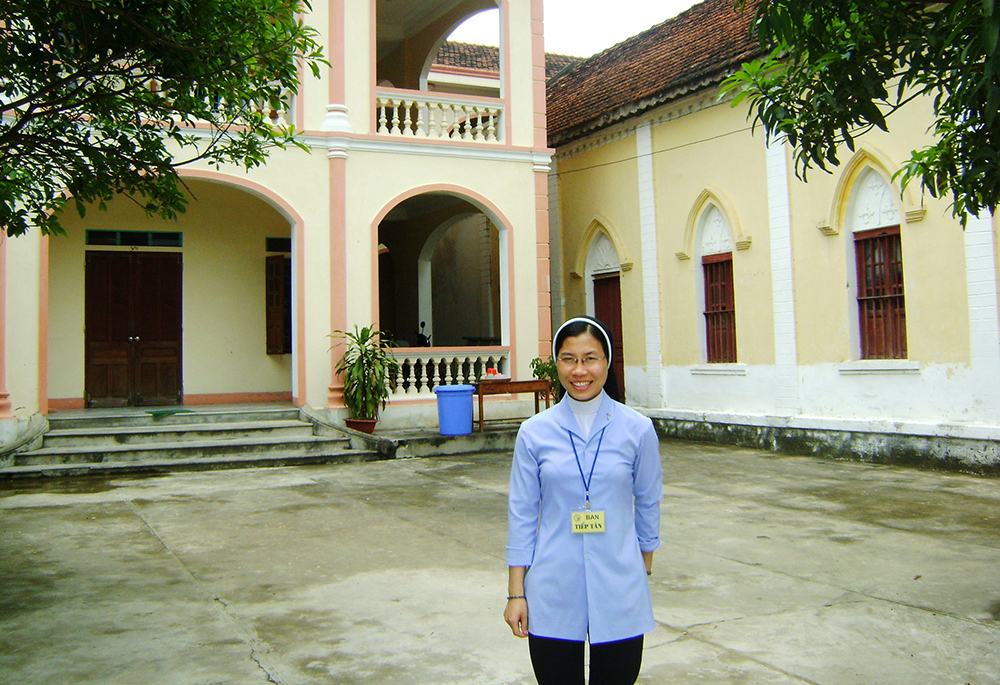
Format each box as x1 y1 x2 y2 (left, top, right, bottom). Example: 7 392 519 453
419 0 504 91
372 183 514 233
677 188 749 260
177 168 306 404
372 183 514 347
819 145 925 236
570 216 632 278
178 169 305 228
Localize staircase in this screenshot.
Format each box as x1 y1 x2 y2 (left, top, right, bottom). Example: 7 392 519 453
3 405 383 477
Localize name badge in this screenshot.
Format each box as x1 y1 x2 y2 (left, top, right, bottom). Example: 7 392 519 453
571 510 606 533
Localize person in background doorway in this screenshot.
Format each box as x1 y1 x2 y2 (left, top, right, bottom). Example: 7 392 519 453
504 316 663 684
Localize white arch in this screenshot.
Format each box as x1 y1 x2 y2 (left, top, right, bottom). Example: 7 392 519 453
584 231 621 316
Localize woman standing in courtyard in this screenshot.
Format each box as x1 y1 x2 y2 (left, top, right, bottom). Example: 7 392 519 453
504 316 663 685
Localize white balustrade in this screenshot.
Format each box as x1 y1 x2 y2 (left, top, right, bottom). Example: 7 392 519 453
389 347 509 398
376 89 503 143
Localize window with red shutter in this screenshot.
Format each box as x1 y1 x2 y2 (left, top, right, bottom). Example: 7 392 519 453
854 226 906 359
703 252 736 363
266 254 292 355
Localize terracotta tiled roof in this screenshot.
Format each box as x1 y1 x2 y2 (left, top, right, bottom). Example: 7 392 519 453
436 41 500 73
435 41 582 80
546 0 763 147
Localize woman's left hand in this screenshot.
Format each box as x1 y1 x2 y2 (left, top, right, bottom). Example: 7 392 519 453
642 550 654 576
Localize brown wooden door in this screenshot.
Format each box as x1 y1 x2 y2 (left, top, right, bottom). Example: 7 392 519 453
593 273 625 401
85 251 182 407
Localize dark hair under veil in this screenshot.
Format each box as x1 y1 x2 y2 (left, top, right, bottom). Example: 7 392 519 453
552 316 621 402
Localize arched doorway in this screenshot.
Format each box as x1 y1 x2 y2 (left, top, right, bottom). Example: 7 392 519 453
377 192 504 348
48 178 296 408
586 232 624 400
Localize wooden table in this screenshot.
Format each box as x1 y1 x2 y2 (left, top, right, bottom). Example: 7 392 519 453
475 377 551 432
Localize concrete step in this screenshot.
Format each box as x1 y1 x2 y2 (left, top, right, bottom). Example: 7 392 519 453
0 446 384 479
15 434 354 466
40 420 316 448
46 406 302 431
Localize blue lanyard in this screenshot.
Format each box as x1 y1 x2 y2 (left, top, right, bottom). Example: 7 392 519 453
567 427 607 510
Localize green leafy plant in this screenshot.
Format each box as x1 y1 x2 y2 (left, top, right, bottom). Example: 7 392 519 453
330 325 400 421
530 356 560 399
722 0 1000 225
1 0 327 237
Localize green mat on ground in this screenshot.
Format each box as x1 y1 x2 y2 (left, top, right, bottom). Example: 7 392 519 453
146 409 195 419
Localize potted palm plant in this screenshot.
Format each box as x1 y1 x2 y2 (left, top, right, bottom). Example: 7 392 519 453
330 324 400 433
530 355 560 400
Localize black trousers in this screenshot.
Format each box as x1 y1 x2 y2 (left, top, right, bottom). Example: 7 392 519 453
527 633 644 685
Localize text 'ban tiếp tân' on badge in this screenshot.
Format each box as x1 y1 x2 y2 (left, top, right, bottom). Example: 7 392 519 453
571 510 606 533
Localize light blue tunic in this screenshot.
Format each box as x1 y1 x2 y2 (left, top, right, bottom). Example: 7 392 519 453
506 392 663 644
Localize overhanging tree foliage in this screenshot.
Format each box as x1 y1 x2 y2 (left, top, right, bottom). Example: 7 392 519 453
1 0 325 237
722 0 1000 224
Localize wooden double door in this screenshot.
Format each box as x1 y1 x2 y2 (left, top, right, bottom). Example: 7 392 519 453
85 251 183 407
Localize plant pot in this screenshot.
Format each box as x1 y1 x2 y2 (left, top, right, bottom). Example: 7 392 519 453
344 418 378 434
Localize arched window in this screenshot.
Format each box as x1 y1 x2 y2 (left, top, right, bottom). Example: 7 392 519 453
698 205 736 363
849 169 906 359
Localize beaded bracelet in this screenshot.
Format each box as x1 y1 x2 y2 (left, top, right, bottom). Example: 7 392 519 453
507 595 526 600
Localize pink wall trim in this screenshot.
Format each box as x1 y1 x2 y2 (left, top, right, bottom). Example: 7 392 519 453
184 391 293 405
48 398 86 411
328 156 349 407
530 0 547 150
330 0 347 104
371 183 515 240
178 169 305 226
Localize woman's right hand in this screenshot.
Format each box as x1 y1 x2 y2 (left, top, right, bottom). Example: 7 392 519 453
504 597 529 638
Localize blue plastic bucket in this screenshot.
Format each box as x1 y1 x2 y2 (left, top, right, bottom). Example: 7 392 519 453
433 384 475 435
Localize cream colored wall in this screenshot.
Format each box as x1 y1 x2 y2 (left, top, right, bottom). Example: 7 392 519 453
48 179 295 402
343 148 540 379
552 85 996 427
504 0 539 148
209 147 335 408
5 233 43 417
555 134 646 365
649 101 773 366
789 96 971 366
341 0 371 135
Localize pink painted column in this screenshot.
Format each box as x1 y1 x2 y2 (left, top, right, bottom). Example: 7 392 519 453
531 0 553 358
326 0 349 408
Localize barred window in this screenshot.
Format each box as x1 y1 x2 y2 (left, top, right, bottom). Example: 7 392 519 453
266 254 292 355
854 226 906 359
703 252 736 363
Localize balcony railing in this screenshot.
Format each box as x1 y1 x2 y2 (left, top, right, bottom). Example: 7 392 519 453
375 89 503 143
389 347 509 398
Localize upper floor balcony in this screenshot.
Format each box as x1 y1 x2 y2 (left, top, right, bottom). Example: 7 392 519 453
375 88 503 143
374 0 509 146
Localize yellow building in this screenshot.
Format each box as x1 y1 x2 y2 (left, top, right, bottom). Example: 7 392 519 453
0 0 552 437
547 0 1000 472
4 0 998 472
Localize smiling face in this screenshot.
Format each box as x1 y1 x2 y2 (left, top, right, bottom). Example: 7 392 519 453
556 331 609 402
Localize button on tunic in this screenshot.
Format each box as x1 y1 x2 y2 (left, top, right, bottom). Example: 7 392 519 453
506 392 663 644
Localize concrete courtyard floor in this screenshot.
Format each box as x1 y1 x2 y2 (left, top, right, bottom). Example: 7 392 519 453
1 439 998 684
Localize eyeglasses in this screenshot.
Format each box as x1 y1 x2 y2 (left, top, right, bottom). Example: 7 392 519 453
556 355 607 369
